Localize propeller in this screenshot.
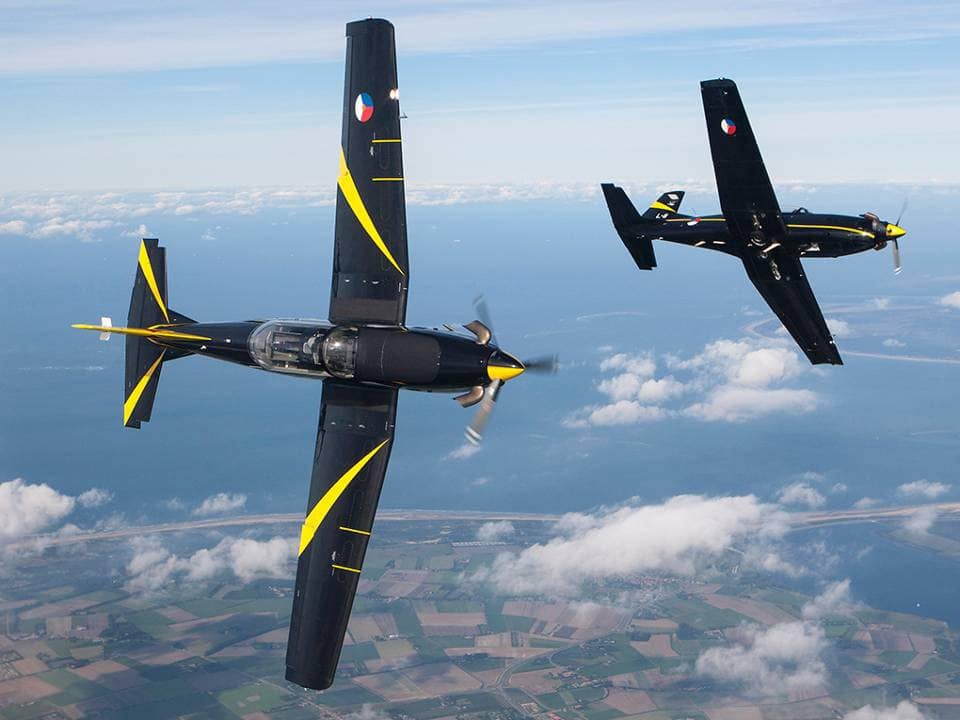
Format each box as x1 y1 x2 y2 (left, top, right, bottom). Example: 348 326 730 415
891 199 908 275
462 296 558 446
864 201 907 274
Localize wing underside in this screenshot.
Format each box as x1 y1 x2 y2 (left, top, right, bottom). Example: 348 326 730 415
702 79 840 365
285 380 398 690
701 78 786 246
329 19 409 326
742 250 842 365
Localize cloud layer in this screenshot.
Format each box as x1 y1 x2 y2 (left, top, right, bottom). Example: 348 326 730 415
696 621 827 697
479 495 789 596
192 492 247 517
125 535 295 591
567 340 820 427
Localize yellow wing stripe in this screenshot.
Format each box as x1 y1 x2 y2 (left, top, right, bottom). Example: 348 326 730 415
337 148 404 275
649 201 676 213
298 439 390 556
138 241 170 323
339 526 371 536
123 351 165 425
371 138 401 143
371 177 404 182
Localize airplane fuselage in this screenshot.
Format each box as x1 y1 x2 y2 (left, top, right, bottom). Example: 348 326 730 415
655 211 883 259
151 320 521 393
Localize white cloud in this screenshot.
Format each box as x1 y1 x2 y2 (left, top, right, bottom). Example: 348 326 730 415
445 443 481 461
939 291 960 310
843 701 928 720
778 482 826 509
76 488 112 508
802 579 857 620
854 497 881 509
476 521 515 542
345 705 392 720
479 495 789 596
685 386 818 423
192 492 247 517
882 338 906 348
566 400 667 427
871 297 892 310
902 506 939 535
831 482 848 494
897 480 951 499
29 217 114 241
0 478 75 539
826 317 851 338
568 339 819 427
125 535 295 591
696 621 827 698
599 353 656 378
0 220 27 234
124 223 150 238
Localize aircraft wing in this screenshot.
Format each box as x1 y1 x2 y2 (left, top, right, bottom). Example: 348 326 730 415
741 249 842 365
285 379 398 690
701 78 787 247
330 19 409 326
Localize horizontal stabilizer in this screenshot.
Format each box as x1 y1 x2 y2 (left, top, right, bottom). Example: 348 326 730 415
601 183 657 270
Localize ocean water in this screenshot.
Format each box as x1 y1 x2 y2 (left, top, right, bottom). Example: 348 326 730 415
1 187 959 521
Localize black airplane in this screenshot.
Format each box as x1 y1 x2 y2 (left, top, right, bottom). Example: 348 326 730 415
74 19 552 690
602 78 907 365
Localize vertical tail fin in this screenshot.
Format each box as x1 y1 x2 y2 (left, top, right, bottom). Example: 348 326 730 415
123 239 196 428
124 239 169 428
600 183 658 270
643 190 685 219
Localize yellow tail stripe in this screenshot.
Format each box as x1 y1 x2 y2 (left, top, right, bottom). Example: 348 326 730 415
138 241 170 323
332 564 362 574
298 440 390 556
339 526 371 536
371 138 401 143
649 201 676 213
371 177 404 182
72 325 210 342
123 351 165 425
337 148 404 275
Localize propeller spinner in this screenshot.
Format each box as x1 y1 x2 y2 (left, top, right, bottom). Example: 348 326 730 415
461 296 557 446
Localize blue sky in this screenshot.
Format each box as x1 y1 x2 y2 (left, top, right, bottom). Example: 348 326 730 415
2 0 959 191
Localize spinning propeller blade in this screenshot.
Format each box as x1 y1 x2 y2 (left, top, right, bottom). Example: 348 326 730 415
461 297 556 446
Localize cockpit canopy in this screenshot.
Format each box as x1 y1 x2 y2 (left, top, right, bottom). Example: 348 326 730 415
249 320 334 377
321 326 359 379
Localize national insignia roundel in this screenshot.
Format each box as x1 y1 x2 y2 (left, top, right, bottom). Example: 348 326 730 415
355 93 374 123
720 118 737 136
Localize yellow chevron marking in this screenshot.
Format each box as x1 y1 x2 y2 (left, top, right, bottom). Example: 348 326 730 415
339 526 371 536
649 201 676 213
332 564 362 574
123 351 165 425
371 138 401 143
138 241 169 323
337 148 404 275
298 440 390 556
371 177 404 182
786 223 875 239
72 325 210 342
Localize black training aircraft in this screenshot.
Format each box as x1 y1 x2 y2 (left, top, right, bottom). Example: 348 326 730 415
74 19 552 690
602 78 907 365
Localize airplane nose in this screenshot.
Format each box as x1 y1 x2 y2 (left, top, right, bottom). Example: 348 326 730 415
486 350 525 381
886 223 907 239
